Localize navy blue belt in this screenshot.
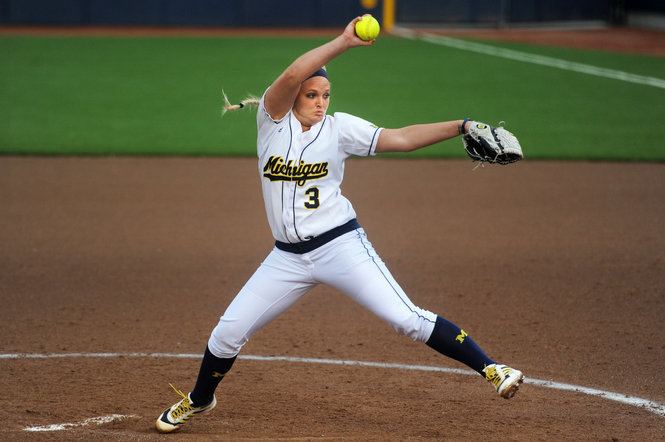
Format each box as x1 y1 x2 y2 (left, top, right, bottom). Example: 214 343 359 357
275 218 361 254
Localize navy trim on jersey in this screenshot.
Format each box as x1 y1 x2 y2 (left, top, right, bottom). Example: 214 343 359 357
275 218 360 254
355 231 436 325
368 127 381 156
281 115 294 243
292 116 327 242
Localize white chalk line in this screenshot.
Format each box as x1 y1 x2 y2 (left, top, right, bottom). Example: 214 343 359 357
3 351 663 432
24 414 138 432
392 27 665 90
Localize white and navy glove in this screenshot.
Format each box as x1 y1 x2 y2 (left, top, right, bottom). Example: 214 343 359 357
462 121 523 165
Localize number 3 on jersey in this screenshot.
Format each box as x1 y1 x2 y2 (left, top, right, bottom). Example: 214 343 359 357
304 187 320 209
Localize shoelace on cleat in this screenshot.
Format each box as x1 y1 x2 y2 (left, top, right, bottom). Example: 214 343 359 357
168 383 193 420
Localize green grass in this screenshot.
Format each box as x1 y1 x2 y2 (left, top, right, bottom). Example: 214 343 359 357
1 34 664 160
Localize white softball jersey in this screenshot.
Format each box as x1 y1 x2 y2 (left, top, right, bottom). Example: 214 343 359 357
207 92 437 358
256 93 381 243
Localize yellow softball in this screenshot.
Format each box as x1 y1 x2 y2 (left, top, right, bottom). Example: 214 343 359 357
354 14 380 41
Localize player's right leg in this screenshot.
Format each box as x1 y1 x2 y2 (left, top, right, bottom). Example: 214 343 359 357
314 228 523 399
156 248 315 433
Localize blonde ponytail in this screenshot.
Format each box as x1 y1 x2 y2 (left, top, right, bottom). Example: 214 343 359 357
222 90 259 116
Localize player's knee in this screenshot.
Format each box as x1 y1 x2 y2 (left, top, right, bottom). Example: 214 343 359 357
207 317 247 358
391 309 436 343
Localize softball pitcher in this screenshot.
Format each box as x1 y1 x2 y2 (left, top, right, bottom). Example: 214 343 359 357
156 17 524 433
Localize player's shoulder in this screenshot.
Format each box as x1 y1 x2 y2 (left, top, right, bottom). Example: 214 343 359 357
258 87 291 126
331 112 375 126
331 112 380 131
330 111 355 122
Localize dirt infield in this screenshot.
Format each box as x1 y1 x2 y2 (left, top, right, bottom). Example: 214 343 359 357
423 27 665 57
1 156 664 439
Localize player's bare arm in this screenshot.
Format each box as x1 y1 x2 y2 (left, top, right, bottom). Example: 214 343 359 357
377 120 523 165
264 17 371 120
376 120 470 153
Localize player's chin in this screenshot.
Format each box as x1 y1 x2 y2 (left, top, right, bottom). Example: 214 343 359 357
311 113 325 124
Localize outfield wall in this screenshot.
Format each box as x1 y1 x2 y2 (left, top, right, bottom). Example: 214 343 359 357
0 0 636 28
396 0 614 26
0 0 382 27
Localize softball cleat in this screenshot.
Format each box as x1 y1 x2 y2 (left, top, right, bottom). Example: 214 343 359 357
483 364 524 399
155 384 216 433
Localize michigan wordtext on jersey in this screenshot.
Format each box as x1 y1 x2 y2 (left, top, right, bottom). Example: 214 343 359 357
263 156 329 186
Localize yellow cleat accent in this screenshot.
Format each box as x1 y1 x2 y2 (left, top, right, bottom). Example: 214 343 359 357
483 364 524 399
155 384 217 433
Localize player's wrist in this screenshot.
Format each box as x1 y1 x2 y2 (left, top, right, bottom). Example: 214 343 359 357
333 33 354 52
458 118 470 135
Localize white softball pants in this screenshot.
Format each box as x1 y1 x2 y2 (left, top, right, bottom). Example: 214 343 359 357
208 228 437 358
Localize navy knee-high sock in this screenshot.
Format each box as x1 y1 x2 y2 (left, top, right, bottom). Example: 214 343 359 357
189 346 237 406
426 316 495 375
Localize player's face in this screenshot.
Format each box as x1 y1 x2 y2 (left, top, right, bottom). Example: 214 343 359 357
293 76 330 130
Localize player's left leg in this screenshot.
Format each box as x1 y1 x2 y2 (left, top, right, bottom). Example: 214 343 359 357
312 228 523 398
156 248 316 432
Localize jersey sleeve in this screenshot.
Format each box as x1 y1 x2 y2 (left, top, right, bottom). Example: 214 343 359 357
257 88 290 127
334 112 383 157
257 88 291 156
